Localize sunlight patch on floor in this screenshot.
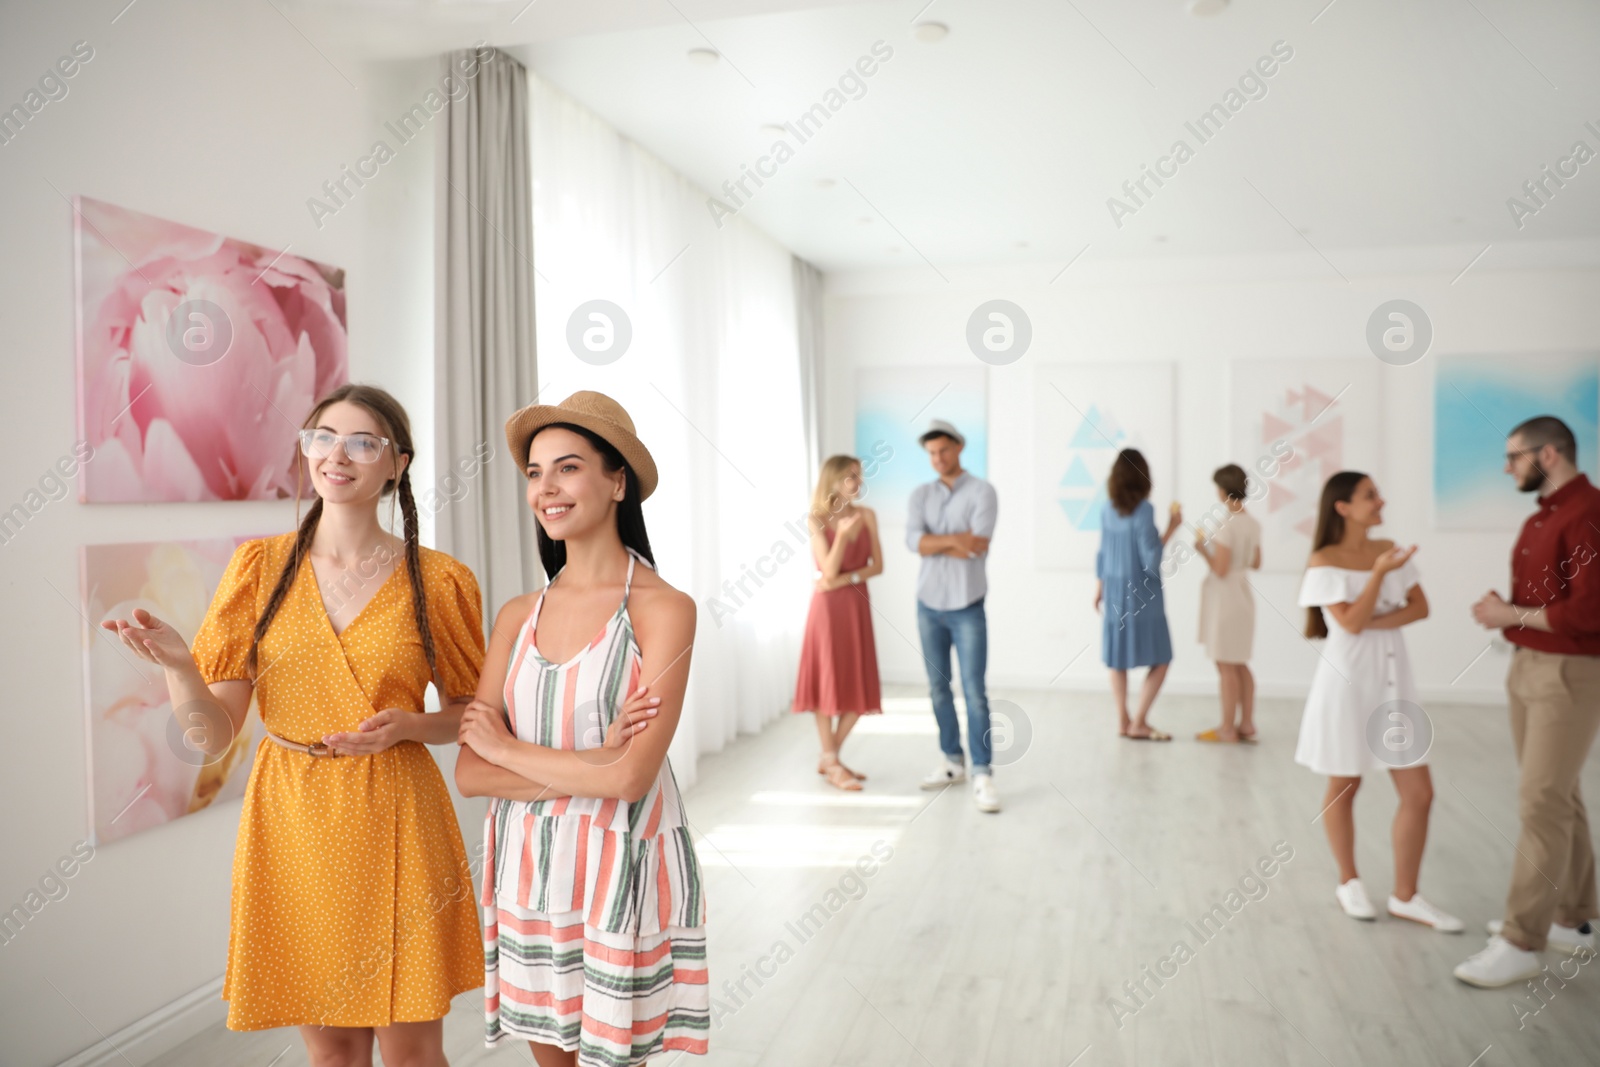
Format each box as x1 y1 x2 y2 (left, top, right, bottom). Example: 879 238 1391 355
695 823 903 867
747 790 925 808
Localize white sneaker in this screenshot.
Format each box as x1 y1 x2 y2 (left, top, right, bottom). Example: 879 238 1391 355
1486 919 1596 957
972 773 1001 813
1335 878 1377 920
920 758 966 790
1454 936 1543 988
1387 893 1463 933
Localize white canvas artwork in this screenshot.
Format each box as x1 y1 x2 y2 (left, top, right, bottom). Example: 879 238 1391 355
1228 358 1383 572
1034 362 1175 570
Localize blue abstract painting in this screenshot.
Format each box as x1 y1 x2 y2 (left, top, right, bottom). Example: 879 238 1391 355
1434 353 1599 529
853 367 987 516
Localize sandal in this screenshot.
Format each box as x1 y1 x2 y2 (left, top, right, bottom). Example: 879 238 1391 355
821 758 862 791
818 758 868 781
1127 727 1172 742
1196 729 1240 743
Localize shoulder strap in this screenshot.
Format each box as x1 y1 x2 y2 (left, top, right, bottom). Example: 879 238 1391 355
622 551 637 604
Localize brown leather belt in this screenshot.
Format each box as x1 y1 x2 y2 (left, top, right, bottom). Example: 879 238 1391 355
266 730 347 758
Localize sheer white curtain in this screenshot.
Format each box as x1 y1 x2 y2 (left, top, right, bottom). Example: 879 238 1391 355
527 73 811 788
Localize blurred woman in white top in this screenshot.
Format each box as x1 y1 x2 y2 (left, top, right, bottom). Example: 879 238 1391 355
1296 470 1461 933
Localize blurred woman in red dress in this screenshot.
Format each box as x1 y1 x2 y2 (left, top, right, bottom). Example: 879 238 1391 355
792 455 883 790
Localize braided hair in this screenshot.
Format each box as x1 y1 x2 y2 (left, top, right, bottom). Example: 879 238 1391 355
247 383 438 683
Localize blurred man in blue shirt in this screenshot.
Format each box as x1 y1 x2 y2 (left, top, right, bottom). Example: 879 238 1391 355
905 419 1000 813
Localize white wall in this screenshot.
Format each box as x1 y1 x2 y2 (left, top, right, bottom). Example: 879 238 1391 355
822 248 1600 706
0 4 442 1063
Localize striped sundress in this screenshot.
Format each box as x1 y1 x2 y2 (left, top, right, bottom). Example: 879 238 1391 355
481 547 710 1063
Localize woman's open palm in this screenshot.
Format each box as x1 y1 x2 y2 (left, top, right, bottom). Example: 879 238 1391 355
101 608 194 670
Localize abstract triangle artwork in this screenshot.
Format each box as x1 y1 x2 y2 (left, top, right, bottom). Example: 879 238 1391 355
1070 405 1125 449
1262 412 1296 442
1060 454 1096 488
1233 360 1381 571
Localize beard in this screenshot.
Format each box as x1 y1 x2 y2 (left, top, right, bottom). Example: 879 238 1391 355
1518 463 1548 493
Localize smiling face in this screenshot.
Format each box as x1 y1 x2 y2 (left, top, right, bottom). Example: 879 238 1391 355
1334 476 1384 529
525 426 626 540
923 435 962 477
304 400 406 506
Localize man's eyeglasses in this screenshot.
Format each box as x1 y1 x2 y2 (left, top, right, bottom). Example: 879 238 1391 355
298 429 391 464
1505 447 1540 464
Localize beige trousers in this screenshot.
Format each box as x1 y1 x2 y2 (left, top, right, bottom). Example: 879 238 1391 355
1502 647 1600 950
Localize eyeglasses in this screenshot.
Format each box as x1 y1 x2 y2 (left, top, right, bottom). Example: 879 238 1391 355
1505 447 1539 464
298 429 391 464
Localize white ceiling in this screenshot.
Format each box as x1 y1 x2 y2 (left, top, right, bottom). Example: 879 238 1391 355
299 0 1600 273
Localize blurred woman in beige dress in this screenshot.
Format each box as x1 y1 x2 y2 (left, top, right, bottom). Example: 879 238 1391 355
1195 464 1261 742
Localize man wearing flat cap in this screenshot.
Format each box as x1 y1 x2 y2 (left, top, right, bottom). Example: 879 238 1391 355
906 419 1001 813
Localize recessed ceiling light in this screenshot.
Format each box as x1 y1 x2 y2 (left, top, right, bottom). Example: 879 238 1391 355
1186 0 1228 16
912 21 948 42
759 123 788 138
815 178 837 189
686 48 720 66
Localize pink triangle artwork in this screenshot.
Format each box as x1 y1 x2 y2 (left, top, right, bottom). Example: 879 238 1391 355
1256 382 1350 550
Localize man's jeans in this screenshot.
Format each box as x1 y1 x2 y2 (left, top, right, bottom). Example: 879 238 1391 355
916 597 992 774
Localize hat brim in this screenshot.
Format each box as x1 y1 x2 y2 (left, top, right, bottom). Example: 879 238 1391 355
504 406 658 501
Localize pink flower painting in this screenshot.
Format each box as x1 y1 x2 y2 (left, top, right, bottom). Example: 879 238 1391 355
83 538 265 845
74 196 348 502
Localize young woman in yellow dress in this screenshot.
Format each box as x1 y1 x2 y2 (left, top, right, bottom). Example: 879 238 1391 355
103 384 488 1066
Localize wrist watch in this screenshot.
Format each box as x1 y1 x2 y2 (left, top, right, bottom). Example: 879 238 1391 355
850 572 860 585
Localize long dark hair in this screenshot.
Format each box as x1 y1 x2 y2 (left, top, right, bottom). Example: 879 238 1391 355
1107 448 1152 516
247 383 436 680
1304 470 1370 639
532 422 655 579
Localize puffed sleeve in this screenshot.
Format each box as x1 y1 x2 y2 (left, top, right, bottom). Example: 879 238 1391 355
428 556 487 700
191 539 266 684
1298 566 1354 607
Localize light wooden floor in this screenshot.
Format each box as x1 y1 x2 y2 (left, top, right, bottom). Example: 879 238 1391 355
154 685 1600 1067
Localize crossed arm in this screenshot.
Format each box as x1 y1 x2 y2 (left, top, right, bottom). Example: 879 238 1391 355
455 589 697 804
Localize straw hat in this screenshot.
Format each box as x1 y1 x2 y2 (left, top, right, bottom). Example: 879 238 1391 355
503 390 658 500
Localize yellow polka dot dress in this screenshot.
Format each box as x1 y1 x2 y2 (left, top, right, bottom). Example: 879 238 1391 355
191 533 487 1031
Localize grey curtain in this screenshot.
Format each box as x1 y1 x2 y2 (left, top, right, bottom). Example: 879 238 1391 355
436 46 539 620
792 256 825 491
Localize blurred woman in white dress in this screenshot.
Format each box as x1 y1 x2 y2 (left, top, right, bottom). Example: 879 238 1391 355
1296 471 1461 933
1195 464 1261 743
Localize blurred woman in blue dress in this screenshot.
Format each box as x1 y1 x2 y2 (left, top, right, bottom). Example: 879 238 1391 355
1093 448 1182 740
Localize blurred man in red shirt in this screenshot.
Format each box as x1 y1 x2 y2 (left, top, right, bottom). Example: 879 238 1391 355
1456 416 1600 987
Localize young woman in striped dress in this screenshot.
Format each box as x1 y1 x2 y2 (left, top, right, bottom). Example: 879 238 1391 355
457 391 708 1066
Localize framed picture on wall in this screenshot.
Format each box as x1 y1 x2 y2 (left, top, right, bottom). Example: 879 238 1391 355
853 366 988 517
1433 352 1600 530
1034 361 1174 570
74 196 349 503
81 537 265 845
1229 358 1384 572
